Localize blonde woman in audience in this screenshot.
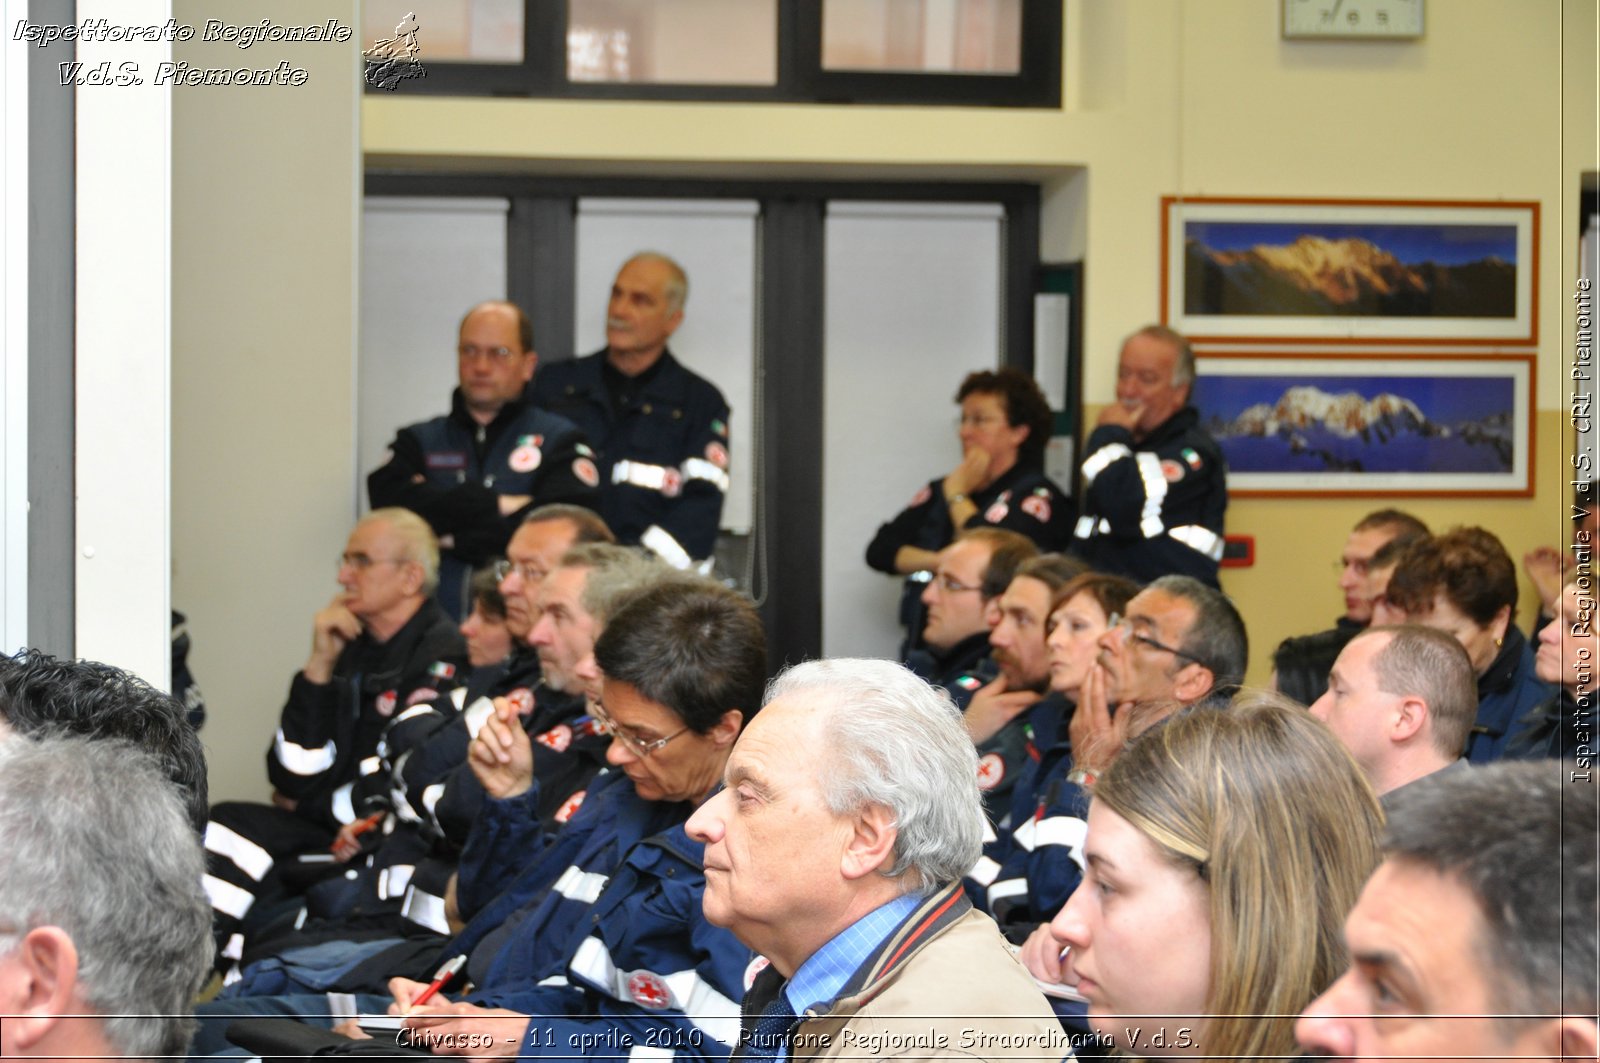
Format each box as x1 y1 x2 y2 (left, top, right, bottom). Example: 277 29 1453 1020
1039 692 1383 1061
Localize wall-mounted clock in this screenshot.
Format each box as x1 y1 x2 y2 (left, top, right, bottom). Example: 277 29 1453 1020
1283 0 1425 40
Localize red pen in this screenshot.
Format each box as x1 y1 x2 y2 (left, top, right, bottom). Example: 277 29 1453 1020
409 954 467 1010
331 812 384 853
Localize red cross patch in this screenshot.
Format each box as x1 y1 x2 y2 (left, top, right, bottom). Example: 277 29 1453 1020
507 687 535 715
706 441 730 470
976 752 1006 791
909 484 932 507
1021 494 1051 523
405 686 439 707
573 457 600 488
535 723 572 752
553 789 586 824
1160 459 1186 483
509 444 542 474
627 970 673 1009
984 500 1009 523
375 690 398 717
744 955 771 991
661 467 683 498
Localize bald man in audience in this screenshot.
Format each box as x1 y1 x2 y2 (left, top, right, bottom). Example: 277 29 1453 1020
369 300 599 619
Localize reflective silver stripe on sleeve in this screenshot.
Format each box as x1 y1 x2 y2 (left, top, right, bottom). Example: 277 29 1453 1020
359 756 382 777
272 729 336 776
394 703 435 725
400 883 451 934
204 873 256 919
462 696 495 739
1012 816 1039 853
330 782 356 825
968 854 1002 887
981 818 998 844
1169 524 1225 561
640 524 694 571
611 459 671 491
378 864 415 900
420 782 446 815
204 821 275 882
681 457 730 493
987 877 1027 904
1073 516 1110 540
552 865 610 904
221 933 245 960
1080 442 1132 486
1034 816 1090 871
1135 452 1168 538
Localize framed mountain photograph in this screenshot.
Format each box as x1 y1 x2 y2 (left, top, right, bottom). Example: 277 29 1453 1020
1161 197 1538 345
1190 352 1534 497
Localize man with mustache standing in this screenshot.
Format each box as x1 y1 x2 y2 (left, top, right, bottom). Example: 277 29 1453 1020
1071 325 1227 586
532 253 731 573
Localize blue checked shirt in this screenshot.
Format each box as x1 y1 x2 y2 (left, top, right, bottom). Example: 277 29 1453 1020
773 892 923 1061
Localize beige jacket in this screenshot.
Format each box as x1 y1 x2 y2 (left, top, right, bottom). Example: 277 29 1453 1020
737 885 1065 1061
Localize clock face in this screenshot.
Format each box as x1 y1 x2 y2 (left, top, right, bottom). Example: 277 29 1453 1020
1282 0 1425 39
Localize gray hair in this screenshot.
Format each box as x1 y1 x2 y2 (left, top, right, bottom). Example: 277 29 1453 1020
558 542 670 628
365 507 441 595
1131 323 1196 391
0 736 212 1059
625 251 689 314
1383 762 1597 1029
1149 574 1248 692
764 659 985 894
1362 624 1478 759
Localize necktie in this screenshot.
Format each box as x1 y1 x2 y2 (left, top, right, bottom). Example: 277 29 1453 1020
743 992 798 1062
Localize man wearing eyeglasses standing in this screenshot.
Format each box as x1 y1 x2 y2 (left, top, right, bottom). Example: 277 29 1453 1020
370 300 601 621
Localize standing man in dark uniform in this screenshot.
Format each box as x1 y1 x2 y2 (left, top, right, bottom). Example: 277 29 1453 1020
1073 324 1228 586
531 253 731 572
369 300 600 619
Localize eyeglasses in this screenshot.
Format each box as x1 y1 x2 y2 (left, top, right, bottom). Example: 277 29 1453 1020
958 413 1005 429
588 697 689 759
339 553 406 573
491 559 548 584
934 573 983 594
457 344 519 364
1106 613 1207 668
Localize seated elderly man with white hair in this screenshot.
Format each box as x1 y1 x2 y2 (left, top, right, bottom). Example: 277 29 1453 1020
688 658 1059 1061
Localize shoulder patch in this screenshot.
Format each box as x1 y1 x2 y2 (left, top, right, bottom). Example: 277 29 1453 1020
984 499 1010 523
955 674 983 691
375 690 398 717
705 440 730 470
1020 494 1051 523
976 752 1007 791
1160 459 1186 483
428 661 456 680
573 457 600 488
710 418 729 439
1181 447 1203 471
535 723 573 753
909 483 932 508
405 687 439 708
553 789 586 824
626 970 673 1010
509 442 542 474
506 687 535 715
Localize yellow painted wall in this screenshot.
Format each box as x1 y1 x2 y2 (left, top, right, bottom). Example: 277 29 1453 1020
359 0 1592 689
172 2 361 801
